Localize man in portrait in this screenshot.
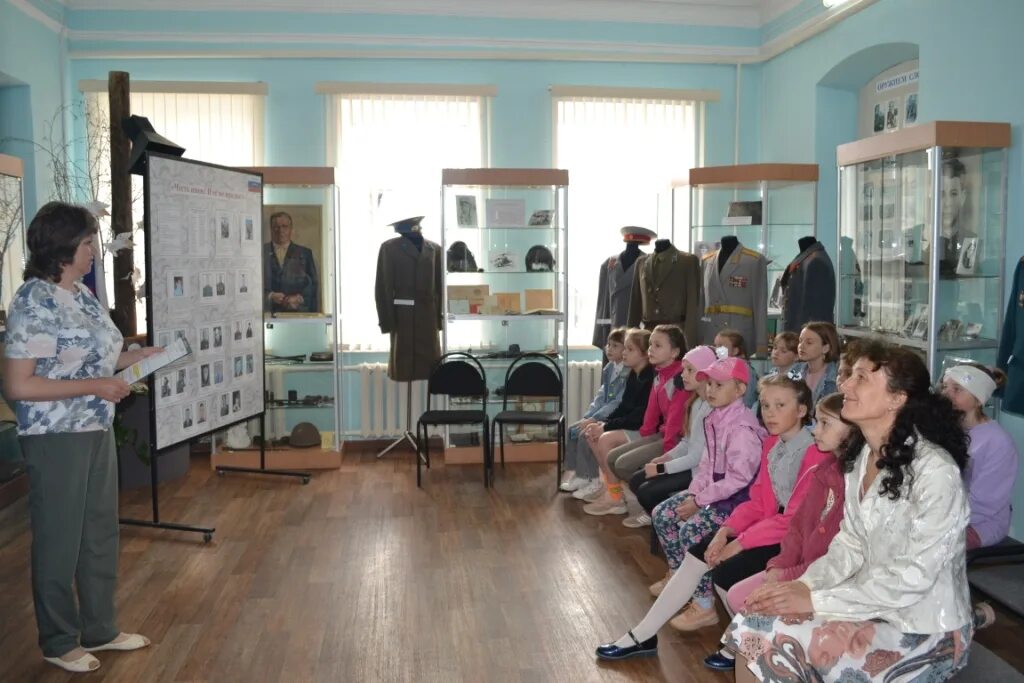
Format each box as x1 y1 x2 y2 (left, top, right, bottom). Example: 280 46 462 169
264 210 319 313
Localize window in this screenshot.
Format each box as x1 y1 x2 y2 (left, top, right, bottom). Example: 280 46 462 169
326 87 489 350
554 91 701 346
82 81 266 332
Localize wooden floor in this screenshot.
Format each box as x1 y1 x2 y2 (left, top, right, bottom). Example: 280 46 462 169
1 447 1024 683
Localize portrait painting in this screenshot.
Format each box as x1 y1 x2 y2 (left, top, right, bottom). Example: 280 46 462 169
262 204 323 316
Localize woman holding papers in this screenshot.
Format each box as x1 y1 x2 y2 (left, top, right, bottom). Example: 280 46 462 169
3 202 160 673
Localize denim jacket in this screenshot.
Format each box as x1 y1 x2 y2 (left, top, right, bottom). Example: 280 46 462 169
583 362 630 421
789 360 838 406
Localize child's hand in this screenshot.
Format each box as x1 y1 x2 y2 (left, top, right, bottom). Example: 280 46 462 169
709 540 743 568
643 462 660 479
676 497 699 520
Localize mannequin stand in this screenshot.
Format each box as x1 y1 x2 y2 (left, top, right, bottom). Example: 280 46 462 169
376 381 420 459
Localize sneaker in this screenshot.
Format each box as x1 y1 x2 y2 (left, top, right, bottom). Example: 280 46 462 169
649 571 672 597
559 475 586 493
572 479 603 500
581 484 608 503
559 470 578 490
669 601 720 631
622 512 652 528
974 602 996 630
583 498 627 516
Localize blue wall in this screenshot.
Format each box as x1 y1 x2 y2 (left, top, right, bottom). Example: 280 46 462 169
0 0 65 215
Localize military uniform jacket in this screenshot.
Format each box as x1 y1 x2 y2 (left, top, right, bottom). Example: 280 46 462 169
592 254 639 348
626 248 701 345
997 257 1024 415
781 242 836 333
374 236 443 382
698 246 769 354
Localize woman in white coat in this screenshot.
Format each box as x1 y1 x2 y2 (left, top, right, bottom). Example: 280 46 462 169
723 339 973 682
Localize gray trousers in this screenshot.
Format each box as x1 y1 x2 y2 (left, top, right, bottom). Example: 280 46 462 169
564 420 599 479
20 429 120 657
608 433 663 481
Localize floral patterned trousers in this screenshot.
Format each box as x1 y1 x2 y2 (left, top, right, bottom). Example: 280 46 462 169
652 491 729 598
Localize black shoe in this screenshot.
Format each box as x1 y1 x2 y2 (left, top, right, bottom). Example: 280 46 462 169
703 652 735 671
595 631 658 661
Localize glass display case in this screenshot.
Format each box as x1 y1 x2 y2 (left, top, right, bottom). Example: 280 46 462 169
440 168 568 464
680 163 819 320
212 167 342 469
0 154 26 330
836 121 1010 378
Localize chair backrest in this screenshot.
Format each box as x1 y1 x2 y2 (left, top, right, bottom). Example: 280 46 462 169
501 353 563 411
428 352 487 405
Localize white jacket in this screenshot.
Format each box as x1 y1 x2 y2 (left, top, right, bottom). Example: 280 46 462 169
799 439 971 634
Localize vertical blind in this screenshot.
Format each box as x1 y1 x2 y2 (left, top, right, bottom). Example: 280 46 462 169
555 96 697 346
84 87 265 332
330 92 486 350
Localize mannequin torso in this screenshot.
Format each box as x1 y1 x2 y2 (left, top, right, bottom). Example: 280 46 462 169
798 236 817 253
654 239 672 254
400 230 424 251
620 242 642 271
718 235 739 272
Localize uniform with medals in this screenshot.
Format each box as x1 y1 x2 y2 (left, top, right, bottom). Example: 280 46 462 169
626 240 701 346
698 238 769 355
592 226 656 348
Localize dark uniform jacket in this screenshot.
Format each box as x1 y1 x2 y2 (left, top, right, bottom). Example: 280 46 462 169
997 257 1024 415
374 236 443 382
264 242 319 313
781 241 836 333
626 247 701 346
592 254 639 348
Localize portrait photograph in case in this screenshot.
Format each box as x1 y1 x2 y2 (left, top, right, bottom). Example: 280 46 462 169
263 204 324 315
455 195 478 228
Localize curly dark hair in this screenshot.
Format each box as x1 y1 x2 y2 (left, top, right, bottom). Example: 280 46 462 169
24 202 98 283
839 339 969 500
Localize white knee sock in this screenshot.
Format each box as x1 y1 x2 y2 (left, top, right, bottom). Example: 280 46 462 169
614 553 710 646
716 584 734 619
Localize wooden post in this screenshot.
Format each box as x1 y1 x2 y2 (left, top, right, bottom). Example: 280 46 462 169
109 70 136 336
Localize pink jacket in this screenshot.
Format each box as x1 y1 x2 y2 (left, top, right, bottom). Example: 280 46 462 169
638 359 689 453
688 399 765 507
724 434 831 550
766 457 846 581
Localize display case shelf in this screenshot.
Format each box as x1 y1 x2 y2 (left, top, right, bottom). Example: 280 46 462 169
441 168 568 463
836 121 1010 378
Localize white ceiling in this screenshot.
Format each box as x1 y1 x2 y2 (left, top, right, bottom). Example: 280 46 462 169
60 0 805 28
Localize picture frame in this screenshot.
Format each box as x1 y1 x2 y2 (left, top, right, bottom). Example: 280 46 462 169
263 204 324 316
485 198 526 228
956 237 978 275
886 99 900 131
488 249 520 272
455 195 478 228
873 103 885 133
904 93 918 126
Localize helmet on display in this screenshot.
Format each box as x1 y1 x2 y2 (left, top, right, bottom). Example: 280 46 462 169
525 245 555 272
290 422 322 448
446 241 481 272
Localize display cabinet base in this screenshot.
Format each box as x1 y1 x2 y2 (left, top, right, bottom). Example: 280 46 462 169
210 447 341 470
445 442 556 465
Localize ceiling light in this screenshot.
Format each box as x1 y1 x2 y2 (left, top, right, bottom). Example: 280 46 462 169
822 0 852 7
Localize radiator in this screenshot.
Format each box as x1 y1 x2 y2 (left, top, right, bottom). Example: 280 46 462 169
566 360 604 424
356 363 427 438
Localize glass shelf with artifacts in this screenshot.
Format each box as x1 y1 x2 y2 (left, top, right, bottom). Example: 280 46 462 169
211 166 342 471
0 154 26 326
441 168 568 466
836 121 1010 378
676 164 819 322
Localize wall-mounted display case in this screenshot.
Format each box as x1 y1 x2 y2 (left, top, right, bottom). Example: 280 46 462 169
836 121 1010 378
440 168 568 464
0 154 26 328
679 163 819 319
212 166 342 470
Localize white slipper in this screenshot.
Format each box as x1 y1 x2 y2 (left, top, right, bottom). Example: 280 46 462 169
84 633 151 652
43 651 101 673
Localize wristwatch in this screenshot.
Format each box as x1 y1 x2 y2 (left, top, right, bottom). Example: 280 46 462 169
655 463 666 475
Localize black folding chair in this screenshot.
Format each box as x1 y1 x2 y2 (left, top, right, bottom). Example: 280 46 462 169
415 352 491 488
492 353 565 490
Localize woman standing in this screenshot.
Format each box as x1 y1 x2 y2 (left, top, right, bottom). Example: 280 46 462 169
725 340 973 682
4 202 158 673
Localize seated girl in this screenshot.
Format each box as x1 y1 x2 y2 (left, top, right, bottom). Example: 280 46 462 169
714 329 759 408
941 363 1019 549
625 345 718 528
561 327 630 493
593 356 764 660
574 329 654 501
584 325 689 517
767 331 799 377
789 321 840 407
725 341 973 682
702 392 855 672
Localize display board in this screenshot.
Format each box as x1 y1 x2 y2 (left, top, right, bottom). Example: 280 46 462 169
146 153 265 450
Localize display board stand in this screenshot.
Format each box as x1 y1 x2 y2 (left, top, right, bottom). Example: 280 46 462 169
376 381 419 459
119 447 215 543
215 413 311 483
